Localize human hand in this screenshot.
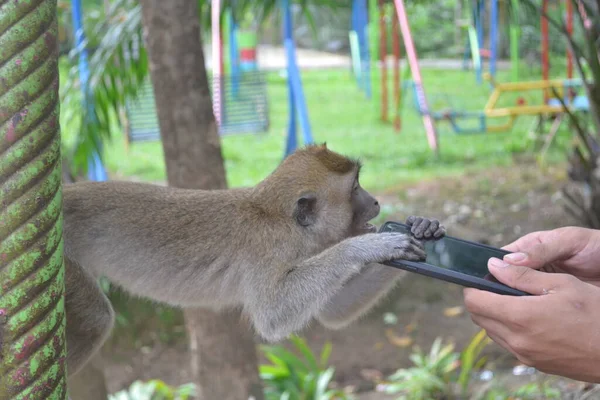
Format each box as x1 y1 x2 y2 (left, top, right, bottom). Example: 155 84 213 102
463 260 600 383
498 226 600 287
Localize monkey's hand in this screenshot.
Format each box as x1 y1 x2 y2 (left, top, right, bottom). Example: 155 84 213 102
352 232 427 263
405 216 446 240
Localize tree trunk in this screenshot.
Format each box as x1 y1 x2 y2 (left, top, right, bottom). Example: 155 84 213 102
138 1 264 399
67 354 109 400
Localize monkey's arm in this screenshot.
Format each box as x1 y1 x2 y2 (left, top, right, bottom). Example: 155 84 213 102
247 232 425 342
316 263 406 329
316 216 446 329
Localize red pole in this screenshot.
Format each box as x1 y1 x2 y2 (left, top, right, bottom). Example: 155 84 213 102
566 0 573 80
541 0 549 103
392 9 400 131
379 0 388 122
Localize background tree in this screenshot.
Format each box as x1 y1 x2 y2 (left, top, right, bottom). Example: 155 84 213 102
519 0 600 228
137 0 265 398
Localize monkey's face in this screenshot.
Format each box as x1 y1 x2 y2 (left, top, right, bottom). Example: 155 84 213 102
349 177 380 236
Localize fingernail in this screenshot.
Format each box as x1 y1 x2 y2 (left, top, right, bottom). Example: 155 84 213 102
489 257 508 268
504 252 527 263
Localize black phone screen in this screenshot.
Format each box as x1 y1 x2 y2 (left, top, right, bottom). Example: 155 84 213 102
383 223 510 281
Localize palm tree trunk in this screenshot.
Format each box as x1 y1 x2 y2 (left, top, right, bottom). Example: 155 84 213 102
138 1 264 399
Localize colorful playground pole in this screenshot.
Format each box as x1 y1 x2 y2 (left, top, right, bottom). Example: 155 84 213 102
378 0 388 123
476 0 484 84
489 0 498 80
350 0 371 98
0 0 68 397
392 0 439 153
282 0 314 157
72 0 107 182
392 13 401 131
566 0 573 80
541 0 549 102
212 0 223 125
238 31 258 72
510 0 520 81
225 9 240 98
360 0 371 99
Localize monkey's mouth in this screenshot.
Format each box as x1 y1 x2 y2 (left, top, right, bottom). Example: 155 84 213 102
357 222 377 234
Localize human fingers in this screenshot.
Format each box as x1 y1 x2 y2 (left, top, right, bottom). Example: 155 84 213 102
488 257 576 295
462 287 526 324
501 230 544 253
501 227 589 270
467 314 513 353
474 319 535 366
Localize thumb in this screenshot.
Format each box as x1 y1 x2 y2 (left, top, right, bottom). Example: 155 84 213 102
487 257 563 295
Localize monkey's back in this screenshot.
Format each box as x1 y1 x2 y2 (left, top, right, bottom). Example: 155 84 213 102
62 181 257 307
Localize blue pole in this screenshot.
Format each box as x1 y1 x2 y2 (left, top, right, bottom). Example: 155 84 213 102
282 0 313 157
475 0 483 84
228 9 240 98
71 0 107 181
489 0 497 80
357 0 370 98
284 75 298 157
363 0 372 99
351 0 360 86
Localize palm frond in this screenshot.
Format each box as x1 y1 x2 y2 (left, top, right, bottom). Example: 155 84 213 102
61 0 147 175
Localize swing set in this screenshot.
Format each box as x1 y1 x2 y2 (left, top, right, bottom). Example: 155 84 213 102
404 0 589 136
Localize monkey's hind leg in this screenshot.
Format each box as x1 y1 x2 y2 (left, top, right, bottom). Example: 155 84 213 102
64 258 115 377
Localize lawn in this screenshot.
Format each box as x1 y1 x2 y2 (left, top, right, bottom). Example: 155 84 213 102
59 59 574 192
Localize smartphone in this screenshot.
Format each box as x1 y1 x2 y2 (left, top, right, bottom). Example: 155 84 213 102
379 221 530 296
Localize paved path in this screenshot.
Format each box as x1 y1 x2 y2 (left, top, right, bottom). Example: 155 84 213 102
204 44 511 71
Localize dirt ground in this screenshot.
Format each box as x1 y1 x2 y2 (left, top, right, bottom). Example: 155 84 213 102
99 159 586 397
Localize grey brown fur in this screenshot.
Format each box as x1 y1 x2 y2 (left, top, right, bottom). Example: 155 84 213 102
60 144 445 377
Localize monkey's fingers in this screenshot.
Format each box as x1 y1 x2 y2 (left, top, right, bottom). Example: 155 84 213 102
410 217 432 238
394 238 426 261
424 219 446 239
432 225 446 239
409 236 425 249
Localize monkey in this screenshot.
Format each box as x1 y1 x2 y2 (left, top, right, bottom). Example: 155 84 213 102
60 143 445 377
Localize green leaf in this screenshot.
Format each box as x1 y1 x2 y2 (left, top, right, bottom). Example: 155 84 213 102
319 342 332 368
289 335 319 372
315 367 335 398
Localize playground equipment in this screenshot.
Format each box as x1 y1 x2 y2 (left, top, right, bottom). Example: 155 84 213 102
368 0 403 131
404 0 589 140
282 0 314 157
363 0 439 152
124 0 270 147
349 0 371 99
126 0 312 159
461 0 499 84
392 0 439 153
0 0 69 397
460 0 521 84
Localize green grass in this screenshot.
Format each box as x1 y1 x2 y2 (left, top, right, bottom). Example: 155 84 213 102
59 60 574 192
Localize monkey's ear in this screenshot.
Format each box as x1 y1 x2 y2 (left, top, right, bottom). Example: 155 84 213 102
294 193 318 227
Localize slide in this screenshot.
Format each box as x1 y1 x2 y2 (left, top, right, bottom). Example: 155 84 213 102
392 0 439 153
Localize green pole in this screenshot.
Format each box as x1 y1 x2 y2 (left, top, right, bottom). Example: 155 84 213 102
0 0 68 399
369 0 379 62
509 0 520 81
